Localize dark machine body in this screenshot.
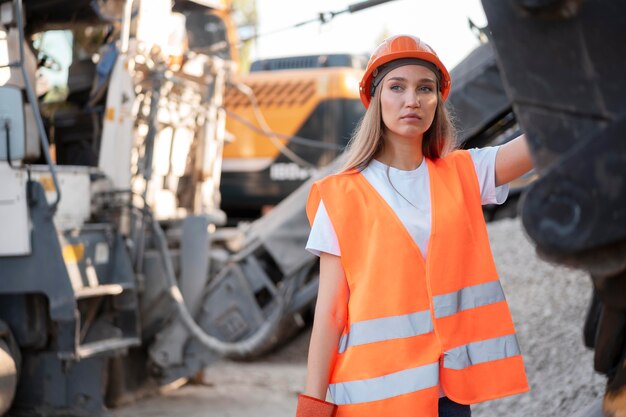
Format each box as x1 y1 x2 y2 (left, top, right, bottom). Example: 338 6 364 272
481 0 626 415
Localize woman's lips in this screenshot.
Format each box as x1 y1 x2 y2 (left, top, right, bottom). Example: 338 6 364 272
401 114 422 120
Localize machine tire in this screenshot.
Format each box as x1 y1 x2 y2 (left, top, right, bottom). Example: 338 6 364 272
0 324 20 416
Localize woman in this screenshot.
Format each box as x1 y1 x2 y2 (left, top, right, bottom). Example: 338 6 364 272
296 35 533 417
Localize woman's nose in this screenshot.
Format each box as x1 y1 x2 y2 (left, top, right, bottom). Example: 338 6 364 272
406 91 421 108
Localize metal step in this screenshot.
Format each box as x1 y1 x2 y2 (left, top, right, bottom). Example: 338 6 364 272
74 283 131 299
75 337 141 359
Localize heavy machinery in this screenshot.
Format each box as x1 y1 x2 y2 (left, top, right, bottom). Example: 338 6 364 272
0 0 321 415
480 0 626 415
221 52 367 222
219 1 406 224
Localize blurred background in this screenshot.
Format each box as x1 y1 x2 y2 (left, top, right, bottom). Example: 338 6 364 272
0 1 622 416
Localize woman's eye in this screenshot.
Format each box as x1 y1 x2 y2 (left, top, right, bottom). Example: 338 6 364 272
419 85 434 92
390 84 403 91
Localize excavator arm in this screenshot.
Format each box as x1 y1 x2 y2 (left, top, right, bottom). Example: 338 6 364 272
481 1 626 415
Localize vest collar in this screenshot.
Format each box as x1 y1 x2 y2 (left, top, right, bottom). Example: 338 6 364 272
352 158 437 268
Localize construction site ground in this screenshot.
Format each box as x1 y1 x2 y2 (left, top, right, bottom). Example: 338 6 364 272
112 217 606 417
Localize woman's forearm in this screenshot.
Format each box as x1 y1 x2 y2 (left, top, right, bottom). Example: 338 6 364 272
303 252 349 400
304 308 345 399
495 134 534 187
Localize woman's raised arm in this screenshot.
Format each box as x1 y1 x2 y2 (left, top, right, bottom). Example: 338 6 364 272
495 134 534 187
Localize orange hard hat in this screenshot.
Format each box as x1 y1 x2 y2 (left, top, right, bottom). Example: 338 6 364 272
359 34 451 108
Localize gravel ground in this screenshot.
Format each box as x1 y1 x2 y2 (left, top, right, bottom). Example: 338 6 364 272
113 217 607 417
472 218 606 417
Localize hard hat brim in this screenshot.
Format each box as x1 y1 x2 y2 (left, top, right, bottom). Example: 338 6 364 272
359 50 451 108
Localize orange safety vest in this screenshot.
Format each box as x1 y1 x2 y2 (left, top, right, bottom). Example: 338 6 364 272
306 150 529 417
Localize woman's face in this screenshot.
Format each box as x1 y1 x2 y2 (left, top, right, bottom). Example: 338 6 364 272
379 64 438 142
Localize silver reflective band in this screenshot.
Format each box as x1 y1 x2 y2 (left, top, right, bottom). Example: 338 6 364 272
338 310 433 354
433 280 506 319
330 361 439 405
443 334 521 370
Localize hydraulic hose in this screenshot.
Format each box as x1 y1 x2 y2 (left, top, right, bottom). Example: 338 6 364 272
149 214 286 358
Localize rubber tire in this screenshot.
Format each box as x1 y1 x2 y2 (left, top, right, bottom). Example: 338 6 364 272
0 338 18 415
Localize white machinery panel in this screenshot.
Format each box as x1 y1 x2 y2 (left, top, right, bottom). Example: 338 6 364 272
0 86 25 161
31 166 92 231
0 163 30 256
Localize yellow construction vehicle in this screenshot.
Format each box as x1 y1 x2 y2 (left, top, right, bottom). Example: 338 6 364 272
221 53 367 222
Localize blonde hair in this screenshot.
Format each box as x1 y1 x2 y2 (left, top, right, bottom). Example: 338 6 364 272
340 89 457 172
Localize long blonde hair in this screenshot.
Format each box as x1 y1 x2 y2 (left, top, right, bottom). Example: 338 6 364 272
340 89 457 172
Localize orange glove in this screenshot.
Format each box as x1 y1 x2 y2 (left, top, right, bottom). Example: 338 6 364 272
296 394 338 417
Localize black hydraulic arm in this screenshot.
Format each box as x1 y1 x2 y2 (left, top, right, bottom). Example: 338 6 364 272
481 1 626 415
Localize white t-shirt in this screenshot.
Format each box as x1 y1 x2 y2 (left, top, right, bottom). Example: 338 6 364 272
306 147 509 258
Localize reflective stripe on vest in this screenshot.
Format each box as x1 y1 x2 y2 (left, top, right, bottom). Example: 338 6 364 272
338 309 433 353
329 361 439 405
444 334 521 370
433 280 506 319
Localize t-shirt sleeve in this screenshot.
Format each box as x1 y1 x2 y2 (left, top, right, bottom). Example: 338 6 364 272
305 200 341 257
468 146 509 205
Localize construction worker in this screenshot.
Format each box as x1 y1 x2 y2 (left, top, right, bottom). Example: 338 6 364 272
296 34 534 417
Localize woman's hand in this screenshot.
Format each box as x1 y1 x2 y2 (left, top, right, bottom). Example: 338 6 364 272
495 134 534 187
295 394 338 417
